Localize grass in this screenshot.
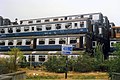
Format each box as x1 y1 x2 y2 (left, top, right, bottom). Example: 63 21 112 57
20 68 109 80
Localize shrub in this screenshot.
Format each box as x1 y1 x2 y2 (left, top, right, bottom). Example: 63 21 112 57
73 54 95 72
43 55 66 73
0 58 9 74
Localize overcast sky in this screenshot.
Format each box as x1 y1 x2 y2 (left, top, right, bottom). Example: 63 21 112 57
0 0 120 26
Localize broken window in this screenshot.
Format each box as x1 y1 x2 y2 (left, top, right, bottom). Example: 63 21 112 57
49 39 55 44
65 23 72 29
17 40 22 45
8 28 13 33
0 29 5 33
39 39 45 44
74 23 78 27
39 55 45 62
45 19 49 22
36 20 41 23
80 21 84 27
46 25 51 30
0 40 5 45
16 27 21 32
65 17 67 20
70 38 77 44
28 55 35 62
24 27 29 31
32 27 34 31
26 39 31 45
28 21 33 24
53 18 58 21
8 41 13 45
55 24 61 29
59 38 66 44
36 26 42 31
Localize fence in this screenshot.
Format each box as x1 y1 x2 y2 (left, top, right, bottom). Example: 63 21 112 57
111 73 120 80
0 71 26 80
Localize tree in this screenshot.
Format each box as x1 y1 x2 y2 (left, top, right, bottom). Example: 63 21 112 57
93 43 108 72
108 43 120 77
8 47 23 72
94 43 104 63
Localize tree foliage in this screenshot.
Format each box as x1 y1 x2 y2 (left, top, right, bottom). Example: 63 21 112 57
108 43 120 77
8 47 23 72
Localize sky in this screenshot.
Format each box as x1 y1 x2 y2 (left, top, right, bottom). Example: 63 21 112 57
0 0 120 26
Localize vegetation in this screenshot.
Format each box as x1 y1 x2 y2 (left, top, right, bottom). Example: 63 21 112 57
23 68 108 80
0 47 23 74
43 55 66 73
107 43 120 77
8 47 23 72
73 54 95 72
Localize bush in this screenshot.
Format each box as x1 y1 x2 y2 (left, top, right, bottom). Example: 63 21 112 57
73 54 95 72
0 58 11 74
105 43 120 77
43 56 66 73
43 54 97 73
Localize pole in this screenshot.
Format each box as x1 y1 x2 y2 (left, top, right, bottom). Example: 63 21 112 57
65 28 69 79
65 55 68 79
30 52 32 69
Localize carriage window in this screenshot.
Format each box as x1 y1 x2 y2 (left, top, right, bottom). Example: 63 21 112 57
69 17 72 20
39 41 45 44
19 21 23 24
39 55 45 62
16 27 21 32
46 27 51 30
32 27 34 31
80 15 84 18
59 38 66 44
92 41 97 47
53 19 58 21
8 28 13 33
49 39 55 44
65 17 67 20
39 39 45 44
70 38 77 44
26 40 31 45
8 41 13 45
36 20 41 23
111 42 114 46
61 18 63 21
0 41 5 45
36 26 42 31
116 29 120 33
24 27 29 31
28 55 35 62
55 24 61 29
0 29 5 33
46 25 51 30
80 22 84 27
17 42 22 45
28 21 33 24
70 40 77 44
65 23 72 29
75 16 79 19
92 14 99 20
45 19 49 22
74 23 78 27
17 40 22 45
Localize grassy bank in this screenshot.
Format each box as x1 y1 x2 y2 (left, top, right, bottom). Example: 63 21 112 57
21 68 109 80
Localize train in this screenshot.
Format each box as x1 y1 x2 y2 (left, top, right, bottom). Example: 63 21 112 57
0 12 118 65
